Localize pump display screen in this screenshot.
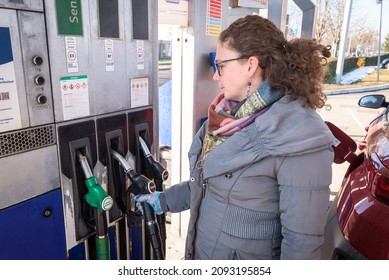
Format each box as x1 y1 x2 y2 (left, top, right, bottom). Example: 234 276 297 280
98 0 119 38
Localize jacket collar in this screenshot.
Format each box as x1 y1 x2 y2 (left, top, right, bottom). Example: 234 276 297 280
201 96 335 179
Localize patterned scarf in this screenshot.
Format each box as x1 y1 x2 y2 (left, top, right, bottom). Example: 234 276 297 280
201 81 284 161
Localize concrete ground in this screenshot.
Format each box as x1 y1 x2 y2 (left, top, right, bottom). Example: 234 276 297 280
165 222 186 260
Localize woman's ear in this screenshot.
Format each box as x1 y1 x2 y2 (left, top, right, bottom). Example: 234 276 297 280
247 56 259 75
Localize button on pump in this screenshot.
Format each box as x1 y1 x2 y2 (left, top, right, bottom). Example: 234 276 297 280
36 94 47 104
34 76 45 85
32 56 43 65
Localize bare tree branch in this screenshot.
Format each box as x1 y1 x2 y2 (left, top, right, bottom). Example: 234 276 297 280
314 0 331 44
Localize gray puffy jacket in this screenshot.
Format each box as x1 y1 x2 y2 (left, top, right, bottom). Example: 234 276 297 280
161 96 335 260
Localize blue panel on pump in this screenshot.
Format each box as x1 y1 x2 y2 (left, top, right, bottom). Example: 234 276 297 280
0 27 13 65
0 189 67 260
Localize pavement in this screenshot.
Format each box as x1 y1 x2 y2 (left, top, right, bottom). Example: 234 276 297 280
324 83 389 95
165 222 186 260
162 82 389 260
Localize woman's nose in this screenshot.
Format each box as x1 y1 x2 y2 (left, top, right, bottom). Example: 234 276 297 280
213 71 220 82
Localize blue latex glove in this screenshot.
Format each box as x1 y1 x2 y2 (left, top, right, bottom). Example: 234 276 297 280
134 191 163 215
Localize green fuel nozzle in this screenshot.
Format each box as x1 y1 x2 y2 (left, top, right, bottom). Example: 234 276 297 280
78 152 113 211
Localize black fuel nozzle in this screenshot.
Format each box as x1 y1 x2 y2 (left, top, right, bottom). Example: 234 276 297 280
138 137 168 257
110 149 164 260
138 136 169 182
110 149 156 195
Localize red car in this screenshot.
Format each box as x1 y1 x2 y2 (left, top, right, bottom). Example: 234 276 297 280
322 94 389 260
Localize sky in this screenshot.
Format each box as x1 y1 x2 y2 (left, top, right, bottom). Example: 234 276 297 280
351 0 389 41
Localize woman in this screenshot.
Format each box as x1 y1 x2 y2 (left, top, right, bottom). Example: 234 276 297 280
135 14 334 260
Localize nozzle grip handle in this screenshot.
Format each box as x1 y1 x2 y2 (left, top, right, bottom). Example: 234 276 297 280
84 177 113 211
142 202 165 260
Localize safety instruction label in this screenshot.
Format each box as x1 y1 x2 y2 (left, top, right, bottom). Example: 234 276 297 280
130 77 149 108
136 40 145 70
0 27 22 133
60 75 90 120
105 39 115 72
65 36 79 73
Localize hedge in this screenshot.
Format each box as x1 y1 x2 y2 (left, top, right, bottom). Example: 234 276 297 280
324 53 389 84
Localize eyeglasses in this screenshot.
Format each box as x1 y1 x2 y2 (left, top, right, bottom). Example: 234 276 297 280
214 56 246 76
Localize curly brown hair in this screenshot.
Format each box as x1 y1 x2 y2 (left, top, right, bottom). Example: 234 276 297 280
219 15 331 109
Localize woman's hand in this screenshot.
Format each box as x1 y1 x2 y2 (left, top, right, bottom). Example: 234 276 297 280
133 191 164 215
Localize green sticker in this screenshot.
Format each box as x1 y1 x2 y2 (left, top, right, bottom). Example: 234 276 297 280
56 0 83 36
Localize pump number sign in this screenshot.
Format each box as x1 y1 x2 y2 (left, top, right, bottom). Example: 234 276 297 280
56 0 83 36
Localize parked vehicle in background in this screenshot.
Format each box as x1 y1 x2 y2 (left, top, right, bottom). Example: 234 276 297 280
381 58 389 69
322 94 389 260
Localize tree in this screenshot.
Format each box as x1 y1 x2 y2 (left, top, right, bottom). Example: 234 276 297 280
290 0 347 56
311 0 346 56
384 34 389 53
349 18 378 55
327 0 345 56
314 0 331 44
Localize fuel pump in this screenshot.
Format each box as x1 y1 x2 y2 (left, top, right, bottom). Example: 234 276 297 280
0 0 160 260
77 151 113 260
111 150 165 260
138 136 169 255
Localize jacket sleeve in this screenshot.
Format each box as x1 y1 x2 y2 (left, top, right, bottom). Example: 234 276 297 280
277 147 333 259
161 121 208 213
161 180 191 213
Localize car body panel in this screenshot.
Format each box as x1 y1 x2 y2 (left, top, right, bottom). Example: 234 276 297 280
337 158 389 259
323 99 389 260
